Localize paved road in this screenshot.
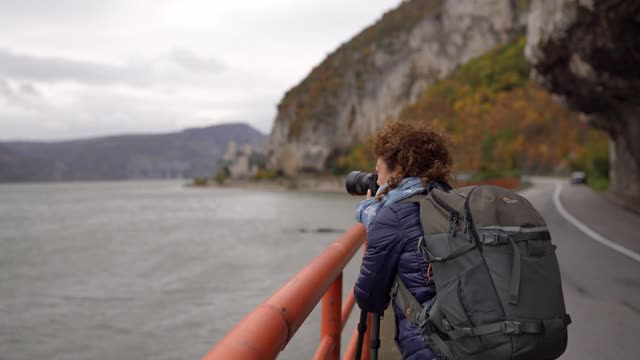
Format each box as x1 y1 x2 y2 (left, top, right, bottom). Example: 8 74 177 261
375 177 640 359
528 177 640 359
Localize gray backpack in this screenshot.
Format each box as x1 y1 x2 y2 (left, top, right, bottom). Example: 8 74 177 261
391 185 571 360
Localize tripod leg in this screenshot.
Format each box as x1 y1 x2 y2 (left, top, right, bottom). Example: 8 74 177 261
354 310 368 360
370 313 382 360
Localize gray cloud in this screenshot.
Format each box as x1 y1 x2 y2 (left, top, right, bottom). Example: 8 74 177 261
0 78 45 111
0 48 152 86
0 79 11 97
0 47 231 88
0 45 275 141
18 82 40 97
169 49 225 73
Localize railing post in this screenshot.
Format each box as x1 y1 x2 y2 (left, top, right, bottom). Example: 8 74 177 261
318 272 342 360
363 313 371 359
341 289 356 331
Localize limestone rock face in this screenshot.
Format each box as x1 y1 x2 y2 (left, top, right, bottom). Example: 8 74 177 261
269 0 525 175
526 0 640 209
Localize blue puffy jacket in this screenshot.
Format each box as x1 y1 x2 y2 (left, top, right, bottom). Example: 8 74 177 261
354 195 439 359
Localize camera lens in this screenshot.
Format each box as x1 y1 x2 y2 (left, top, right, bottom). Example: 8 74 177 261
345 171 377 196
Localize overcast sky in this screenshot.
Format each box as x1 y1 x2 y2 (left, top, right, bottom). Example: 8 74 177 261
0 0 399 141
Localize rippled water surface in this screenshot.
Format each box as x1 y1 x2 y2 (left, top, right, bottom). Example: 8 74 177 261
0 181 365 360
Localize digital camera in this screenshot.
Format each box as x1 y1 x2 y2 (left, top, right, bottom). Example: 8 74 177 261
345 171 380 196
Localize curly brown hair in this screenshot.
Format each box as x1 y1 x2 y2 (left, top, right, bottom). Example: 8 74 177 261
374 121 452 200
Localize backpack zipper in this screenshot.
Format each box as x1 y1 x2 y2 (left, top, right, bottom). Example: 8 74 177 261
464 186 482 250
431 190 460 237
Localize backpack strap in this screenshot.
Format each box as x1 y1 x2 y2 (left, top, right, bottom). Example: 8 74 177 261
390 274 427 324
508 236 522 305
401 177 452 204
390 275 454 359
443 314 572 339
427 178 453 193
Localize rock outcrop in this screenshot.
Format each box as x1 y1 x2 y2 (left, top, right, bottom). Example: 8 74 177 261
526 0 640 209
269 0 526 175
221 141 267 179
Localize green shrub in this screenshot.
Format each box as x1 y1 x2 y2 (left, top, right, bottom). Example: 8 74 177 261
252 168 282 181
214 166 231 185
192 177 208 186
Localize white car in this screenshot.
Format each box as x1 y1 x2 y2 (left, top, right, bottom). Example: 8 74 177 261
570 171 587 184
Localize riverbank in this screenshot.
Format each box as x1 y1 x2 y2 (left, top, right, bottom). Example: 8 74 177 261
187 175 525 193
186 174 347 193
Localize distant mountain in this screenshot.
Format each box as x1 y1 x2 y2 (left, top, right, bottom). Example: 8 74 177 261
0 123 267 182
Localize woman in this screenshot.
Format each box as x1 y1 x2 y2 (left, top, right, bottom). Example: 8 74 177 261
354 121 453 360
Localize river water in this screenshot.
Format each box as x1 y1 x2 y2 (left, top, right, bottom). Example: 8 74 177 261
0 181 366 360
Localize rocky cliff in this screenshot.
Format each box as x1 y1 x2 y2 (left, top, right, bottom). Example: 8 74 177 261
525 0 640 209
269 0 527 175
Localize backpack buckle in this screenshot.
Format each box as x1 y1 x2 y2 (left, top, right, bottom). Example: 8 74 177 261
463 212 470 234
417 311 433 335
441 318 453 332
419 318 437 337
418 236 431 262
502 321 523 335
492 233 510 245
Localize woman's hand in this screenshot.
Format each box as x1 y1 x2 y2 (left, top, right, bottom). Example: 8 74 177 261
367 189 373 199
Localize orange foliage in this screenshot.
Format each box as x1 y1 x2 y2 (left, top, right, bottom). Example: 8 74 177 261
397 37 608 176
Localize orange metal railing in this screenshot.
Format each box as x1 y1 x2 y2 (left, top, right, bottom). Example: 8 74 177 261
203 224 369 360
